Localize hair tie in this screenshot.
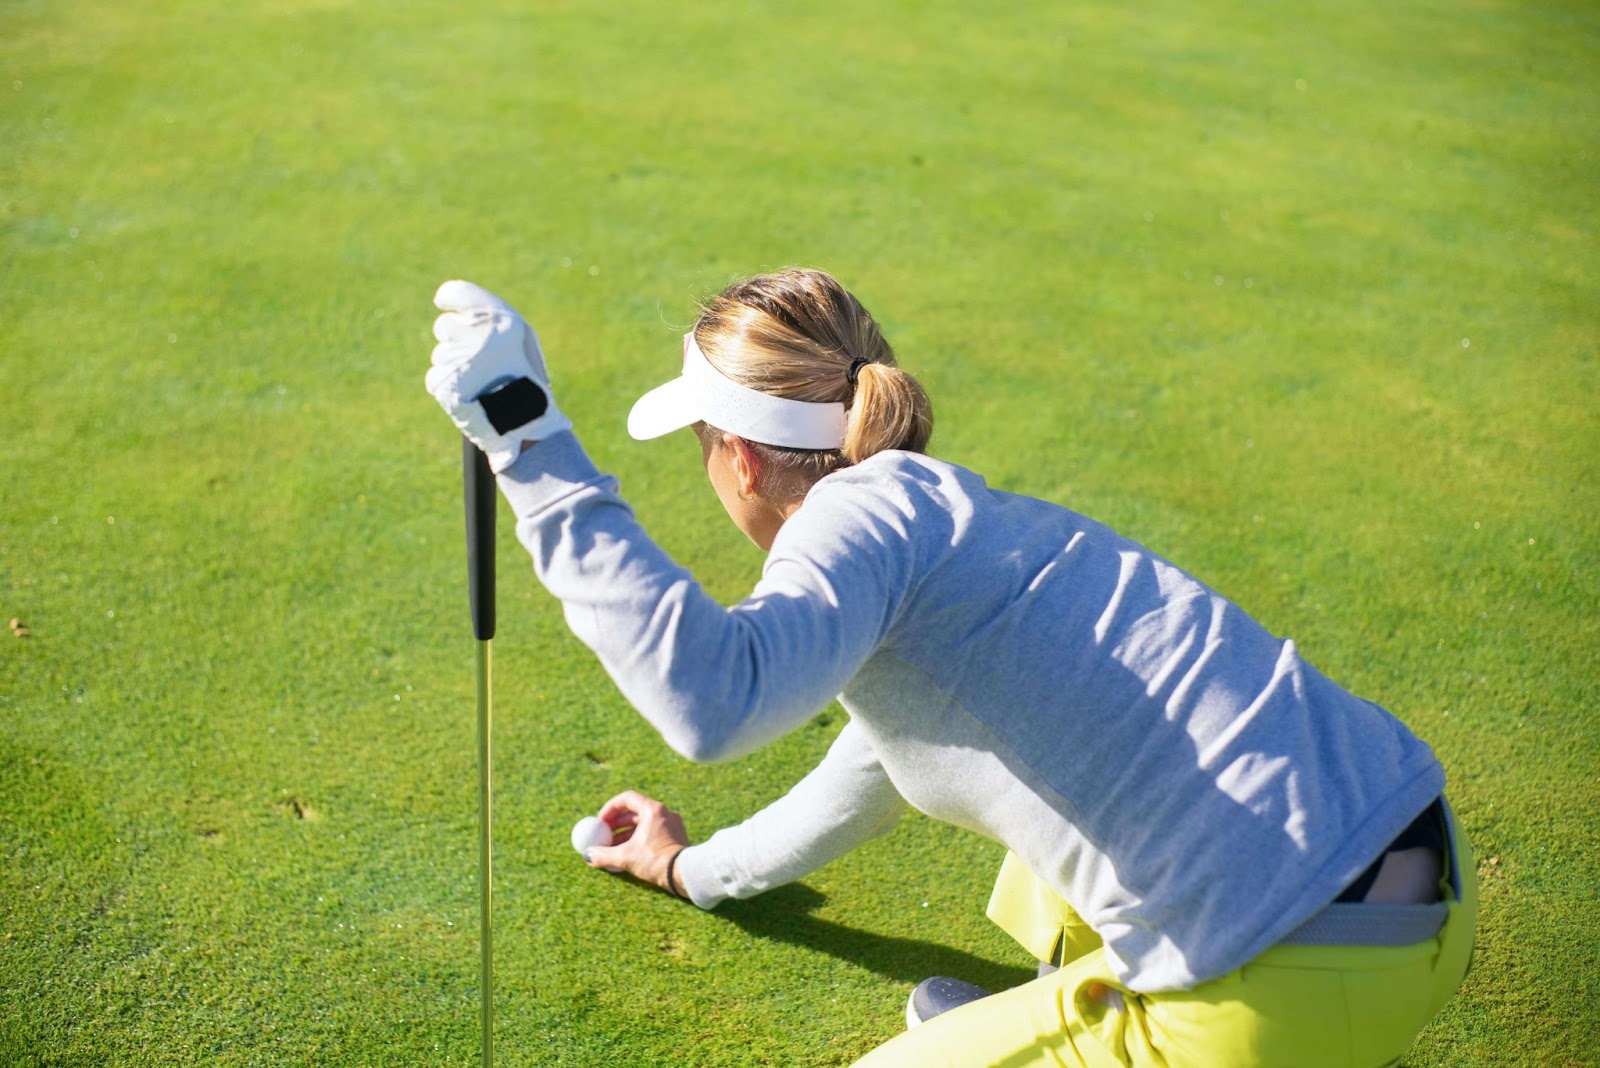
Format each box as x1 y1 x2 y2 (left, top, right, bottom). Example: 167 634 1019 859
846 357 870 386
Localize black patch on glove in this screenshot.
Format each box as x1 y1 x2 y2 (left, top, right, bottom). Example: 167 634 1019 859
477 377 549 434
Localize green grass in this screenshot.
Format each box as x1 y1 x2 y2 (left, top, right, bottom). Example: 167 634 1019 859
2 0 1596 1064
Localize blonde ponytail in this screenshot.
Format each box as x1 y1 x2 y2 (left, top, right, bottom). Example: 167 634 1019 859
692 269 934 495
843 362 932 465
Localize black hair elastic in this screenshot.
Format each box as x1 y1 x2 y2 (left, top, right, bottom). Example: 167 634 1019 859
846 356 870 386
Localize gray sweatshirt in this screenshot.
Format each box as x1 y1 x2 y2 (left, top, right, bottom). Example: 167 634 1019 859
498 432 1445 992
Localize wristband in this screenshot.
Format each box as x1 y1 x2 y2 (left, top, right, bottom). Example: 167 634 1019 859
665 847 687 901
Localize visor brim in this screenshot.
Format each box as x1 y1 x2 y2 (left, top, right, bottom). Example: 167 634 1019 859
627 375 701 441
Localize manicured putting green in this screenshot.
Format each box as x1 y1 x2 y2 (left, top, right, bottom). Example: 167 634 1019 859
2 0 1595 1064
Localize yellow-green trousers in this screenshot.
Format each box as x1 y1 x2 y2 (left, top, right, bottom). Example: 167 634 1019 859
856 806 1476 1068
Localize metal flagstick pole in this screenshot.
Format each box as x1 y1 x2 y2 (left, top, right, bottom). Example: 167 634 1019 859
463 436 497 1068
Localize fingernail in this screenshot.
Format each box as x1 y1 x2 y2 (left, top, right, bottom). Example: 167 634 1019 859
582 849 592 863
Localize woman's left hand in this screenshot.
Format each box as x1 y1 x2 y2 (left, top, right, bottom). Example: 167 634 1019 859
427 280 572 472
586 790 692 899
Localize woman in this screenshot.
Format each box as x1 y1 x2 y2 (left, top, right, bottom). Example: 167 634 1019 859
425 270 1475 1067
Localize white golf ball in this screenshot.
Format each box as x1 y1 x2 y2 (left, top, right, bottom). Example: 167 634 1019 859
571 815 613 855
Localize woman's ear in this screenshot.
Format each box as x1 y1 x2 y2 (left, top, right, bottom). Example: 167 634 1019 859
722 433 762 498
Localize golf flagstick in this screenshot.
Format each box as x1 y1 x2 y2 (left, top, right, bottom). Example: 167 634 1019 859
463 436 496 1068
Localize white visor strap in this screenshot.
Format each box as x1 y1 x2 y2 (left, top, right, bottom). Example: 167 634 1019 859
628 334 847 450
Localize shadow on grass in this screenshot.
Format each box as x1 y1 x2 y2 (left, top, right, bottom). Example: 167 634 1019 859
715 884 1036 993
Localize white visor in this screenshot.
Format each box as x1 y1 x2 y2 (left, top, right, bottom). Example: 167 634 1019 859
627 333 847 450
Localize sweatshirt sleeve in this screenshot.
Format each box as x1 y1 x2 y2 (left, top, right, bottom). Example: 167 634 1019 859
675 718 907 908
494 431 913 763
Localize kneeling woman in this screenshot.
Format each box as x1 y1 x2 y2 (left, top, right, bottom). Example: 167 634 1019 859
425 269 1475 1068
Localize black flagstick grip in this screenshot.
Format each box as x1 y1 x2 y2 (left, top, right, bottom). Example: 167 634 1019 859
463 435 495 1068
464 437 496 641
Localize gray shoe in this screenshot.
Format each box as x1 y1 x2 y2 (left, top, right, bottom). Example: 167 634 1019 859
905 976 992 1028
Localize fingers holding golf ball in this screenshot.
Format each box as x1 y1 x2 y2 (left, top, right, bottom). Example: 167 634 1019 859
571 815 614 852
578 790 691 898
569 812 617 869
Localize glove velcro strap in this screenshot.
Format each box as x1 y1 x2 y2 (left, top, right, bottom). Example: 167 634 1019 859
477 377 549 434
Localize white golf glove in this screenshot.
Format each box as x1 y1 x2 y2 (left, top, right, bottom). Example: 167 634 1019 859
426 279 572 472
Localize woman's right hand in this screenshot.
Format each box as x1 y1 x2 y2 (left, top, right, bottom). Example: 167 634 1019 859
586 790 692 899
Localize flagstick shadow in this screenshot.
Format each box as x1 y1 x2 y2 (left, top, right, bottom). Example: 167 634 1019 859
714 884 1036 993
